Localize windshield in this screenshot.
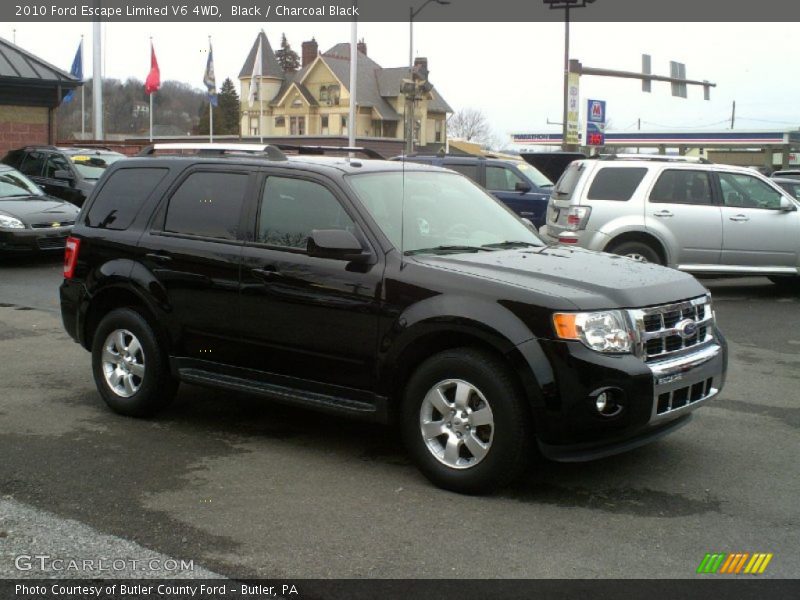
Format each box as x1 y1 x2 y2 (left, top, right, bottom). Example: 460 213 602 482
516 161 553 188
70 153 125 180
0 169 44 198
348 171 544 255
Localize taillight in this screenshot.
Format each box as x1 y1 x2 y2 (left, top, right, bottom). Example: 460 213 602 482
64 236 80 279
566 206 592 231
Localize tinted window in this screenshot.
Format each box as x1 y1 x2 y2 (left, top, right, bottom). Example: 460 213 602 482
719 172 783 209
778 181 800 200
44 153 72 178
258 177 355 249
86 168 168 230
19 151 46 177
446 163 478 181
3 150 24 168
164 172 249 239
486 166 526 192
553 162 584 198
650 170 714 205
587 167 647 201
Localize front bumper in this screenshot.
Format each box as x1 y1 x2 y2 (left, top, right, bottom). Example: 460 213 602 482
517 330 727 461
0 227 71 253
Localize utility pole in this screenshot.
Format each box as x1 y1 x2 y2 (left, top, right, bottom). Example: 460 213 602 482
731 101 736 129
92 18 103 140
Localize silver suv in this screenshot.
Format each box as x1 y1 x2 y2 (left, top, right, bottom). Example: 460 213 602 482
539 155 800 286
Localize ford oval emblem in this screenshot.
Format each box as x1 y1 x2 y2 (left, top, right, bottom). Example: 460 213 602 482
676 318 698 340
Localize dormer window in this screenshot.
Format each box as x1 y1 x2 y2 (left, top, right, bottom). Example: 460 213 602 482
319 84 340 105
292 95 303 108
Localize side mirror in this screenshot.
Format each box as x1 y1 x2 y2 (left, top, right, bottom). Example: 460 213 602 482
521 217 535 229
779 196 797 212
307 229 371 262
53 170 74 182
515 181 532 193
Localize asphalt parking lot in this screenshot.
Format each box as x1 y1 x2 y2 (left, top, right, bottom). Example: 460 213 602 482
0 253 798 579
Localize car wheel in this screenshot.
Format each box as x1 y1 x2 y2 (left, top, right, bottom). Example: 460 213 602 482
401 348 531 494
91 308 178 417
609 241 663 265
768 276 800 290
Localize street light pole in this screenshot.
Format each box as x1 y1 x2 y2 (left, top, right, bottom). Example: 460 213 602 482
406 0 450 155
544 0 596 151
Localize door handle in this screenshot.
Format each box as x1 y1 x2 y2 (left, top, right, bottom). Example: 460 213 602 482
729 214 750 222
251 266 282 281
145 252 172 263
653 210 674 217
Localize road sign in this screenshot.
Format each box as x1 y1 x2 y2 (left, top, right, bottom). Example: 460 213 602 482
566 72 581 146
586 99 606 146
588 99 606 123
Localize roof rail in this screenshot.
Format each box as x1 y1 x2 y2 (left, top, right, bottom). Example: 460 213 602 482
24 144 59 151
597 153 712 164
68 145 115 152
137 143 287 161
276 144 385 160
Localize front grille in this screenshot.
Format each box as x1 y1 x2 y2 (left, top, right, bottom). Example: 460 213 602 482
629 296 714 362
31 221 74 229
37 236 67 250
656 378 715 415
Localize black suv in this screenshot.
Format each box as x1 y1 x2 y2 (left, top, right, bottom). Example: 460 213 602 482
2 145 125 207
396 155 553 228
60 143 728 493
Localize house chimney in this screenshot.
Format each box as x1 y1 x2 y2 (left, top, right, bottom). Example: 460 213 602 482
413 57 429 80
302 38 318 67
357 39 367 56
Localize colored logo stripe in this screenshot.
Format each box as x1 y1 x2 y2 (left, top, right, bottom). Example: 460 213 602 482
697 552 773 574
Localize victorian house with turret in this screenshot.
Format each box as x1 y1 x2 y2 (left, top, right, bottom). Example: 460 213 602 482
239 31 452 149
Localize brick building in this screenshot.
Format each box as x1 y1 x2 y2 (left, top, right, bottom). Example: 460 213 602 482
0 37 80 156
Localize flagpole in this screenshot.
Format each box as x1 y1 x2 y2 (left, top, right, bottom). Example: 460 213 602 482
149 36 154 142
80 36 85 139
208 35 213 143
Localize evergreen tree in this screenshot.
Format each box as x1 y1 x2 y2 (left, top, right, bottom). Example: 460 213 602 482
197 77 240 135
275 33 301 73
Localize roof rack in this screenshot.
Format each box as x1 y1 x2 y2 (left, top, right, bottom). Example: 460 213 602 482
137 143 288 161
596 153 712 164
66 145 115 152
23 144 59 151
276 145 385 160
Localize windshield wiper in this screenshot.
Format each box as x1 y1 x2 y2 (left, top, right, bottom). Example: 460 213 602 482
405 245 495 256
481 240 542 249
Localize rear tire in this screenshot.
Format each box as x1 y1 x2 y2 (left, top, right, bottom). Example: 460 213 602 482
91 308 178 417
768 276 800 290
401 348 532 494
608 240 663 265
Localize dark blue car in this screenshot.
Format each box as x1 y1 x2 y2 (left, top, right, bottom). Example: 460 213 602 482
395 155 554 228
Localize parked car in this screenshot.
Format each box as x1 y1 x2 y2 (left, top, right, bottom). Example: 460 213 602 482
60 143 727 494
394 154 554 228
0 164 79 254
773 177 800 200
539 155 800 288
2 145 126 207
771 169 800 181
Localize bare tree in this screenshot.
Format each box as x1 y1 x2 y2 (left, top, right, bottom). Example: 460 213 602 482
448 108 492 144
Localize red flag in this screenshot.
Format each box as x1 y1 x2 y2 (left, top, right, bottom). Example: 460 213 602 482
144 42 160 95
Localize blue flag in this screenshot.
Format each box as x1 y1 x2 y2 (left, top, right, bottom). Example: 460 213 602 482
204 42 218 107
63 40 83 104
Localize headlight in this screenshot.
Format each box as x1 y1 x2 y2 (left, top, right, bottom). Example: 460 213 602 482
553 310 632 353
0 214 25 229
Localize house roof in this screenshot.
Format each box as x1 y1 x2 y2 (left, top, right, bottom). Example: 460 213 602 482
0 37 80 85
239 30 284 79
274 80 318 107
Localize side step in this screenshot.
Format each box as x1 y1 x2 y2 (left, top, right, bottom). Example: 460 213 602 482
178 368 388 423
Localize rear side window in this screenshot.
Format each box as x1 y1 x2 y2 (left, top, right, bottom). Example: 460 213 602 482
649 170 714 205
3 150 24 168
446 163 478 181
587 167 647 201
19 151 46 177
85 168 168 230
164 171 249 240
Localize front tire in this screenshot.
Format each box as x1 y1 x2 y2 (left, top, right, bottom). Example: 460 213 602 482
91 308 178 417
401 348 531 494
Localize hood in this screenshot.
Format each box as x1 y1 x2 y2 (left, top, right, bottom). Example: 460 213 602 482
412 246 707 311
0 196 80 225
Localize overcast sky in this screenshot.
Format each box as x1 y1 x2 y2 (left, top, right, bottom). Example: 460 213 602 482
3 21 799 144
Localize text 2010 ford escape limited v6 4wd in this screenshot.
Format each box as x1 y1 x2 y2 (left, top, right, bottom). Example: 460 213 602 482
60 144 727 493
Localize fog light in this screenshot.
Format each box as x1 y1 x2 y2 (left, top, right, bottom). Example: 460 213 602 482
595 392 608 413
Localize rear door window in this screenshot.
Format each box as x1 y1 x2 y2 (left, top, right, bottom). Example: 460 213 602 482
587 167 647 201
85 168 168 230
19 151 46 177
164 171 249 240
445 163 478 182
649 170 715 205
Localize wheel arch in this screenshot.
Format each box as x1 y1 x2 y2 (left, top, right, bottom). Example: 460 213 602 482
604 230 669 265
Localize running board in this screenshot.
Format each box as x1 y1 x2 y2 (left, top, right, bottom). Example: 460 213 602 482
178 368 388 423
